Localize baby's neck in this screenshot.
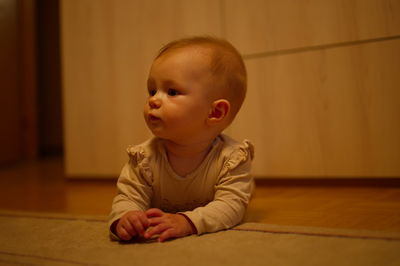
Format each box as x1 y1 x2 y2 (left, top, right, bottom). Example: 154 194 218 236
163 138 214 157
162 138 216 177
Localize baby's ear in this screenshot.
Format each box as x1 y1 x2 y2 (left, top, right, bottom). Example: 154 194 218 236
207 99 230 125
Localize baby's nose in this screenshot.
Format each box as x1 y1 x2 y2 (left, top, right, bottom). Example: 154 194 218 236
149 97 161 109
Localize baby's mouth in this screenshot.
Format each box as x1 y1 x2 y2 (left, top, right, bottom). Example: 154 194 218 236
148 114 161 122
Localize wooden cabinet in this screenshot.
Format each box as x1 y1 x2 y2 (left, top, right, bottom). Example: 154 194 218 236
61 0 400 177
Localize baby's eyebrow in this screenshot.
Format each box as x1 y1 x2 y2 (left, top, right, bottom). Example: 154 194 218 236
147 77 183 89
163 79 178 88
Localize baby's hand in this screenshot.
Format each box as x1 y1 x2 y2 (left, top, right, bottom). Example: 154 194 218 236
115 210 149 241
144 208 196 242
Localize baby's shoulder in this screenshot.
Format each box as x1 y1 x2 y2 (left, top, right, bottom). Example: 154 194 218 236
125 137 160 166
219 134 254 161
217 134 254 174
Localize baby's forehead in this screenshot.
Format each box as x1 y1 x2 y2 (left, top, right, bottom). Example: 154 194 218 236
154 46 215 73
160 44 217 62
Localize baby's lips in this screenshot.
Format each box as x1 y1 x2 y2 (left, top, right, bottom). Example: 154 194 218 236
148 114 161 121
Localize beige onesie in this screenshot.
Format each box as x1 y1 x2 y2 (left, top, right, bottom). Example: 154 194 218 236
109 134 254 239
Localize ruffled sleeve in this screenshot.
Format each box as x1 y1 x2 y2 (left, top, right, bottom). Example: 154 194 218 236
220 139 254 178
126 145 153 184
108 144 154 240
181 138 254 235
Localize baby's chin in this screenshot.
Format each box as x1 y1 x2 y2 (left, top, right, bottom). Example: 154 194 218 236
147 125 169 140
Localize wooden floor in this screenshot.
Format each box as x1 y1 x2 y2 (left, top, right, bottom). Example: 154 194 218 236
1 157 400 232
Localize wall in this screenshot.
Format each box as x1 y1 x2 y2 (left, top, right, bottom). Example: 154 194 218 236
61 0 400 178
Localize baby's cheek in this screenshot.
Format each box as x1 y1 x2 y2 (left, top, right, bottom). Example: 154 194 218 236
165 111 183 123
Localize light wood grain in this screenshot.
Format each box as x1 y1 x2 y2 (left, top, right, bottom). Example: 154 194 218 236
245 183 400 232
224 0 400 55
61 0 400 178
61 0 222 176
228 39 400 177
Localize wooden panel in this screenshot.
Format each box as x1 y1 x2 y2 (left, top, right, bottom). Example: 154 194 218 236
228 39 400 177
0 0 21 163
62 0 400 178
61 0 222 176
224 0 400 55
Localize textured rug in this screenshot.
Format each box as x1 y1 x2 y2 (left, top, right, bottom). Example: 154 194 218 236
0 210 400 266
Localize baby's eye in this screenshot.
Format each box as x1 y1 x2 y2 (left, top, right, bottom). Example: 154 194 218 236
148 89 157 96
167 89 179 96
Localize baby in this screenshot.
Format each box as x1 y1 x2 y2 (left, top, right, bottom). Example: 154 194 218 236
109 36 254 242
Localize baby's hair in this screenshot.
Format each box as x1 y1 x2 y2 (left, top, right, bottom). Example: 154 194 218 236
156 36 247 122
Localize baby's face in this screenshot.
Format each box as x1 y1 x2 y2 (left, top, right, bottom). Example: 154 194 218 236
143 47 215 144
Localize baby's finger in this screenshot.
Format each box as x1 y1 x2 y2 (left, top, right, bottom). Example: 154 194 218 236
130 217 145 235
137 212 150 228
144 223 170 239
158 228 176 242
145 208 164 218
117 226 132 241
121 219 136 236
147 217 163 227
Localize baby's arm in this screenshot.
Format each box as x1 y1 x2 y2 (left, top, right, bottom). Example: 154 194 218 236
109 159 153 240
182 153 253 235
143 208 197 242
